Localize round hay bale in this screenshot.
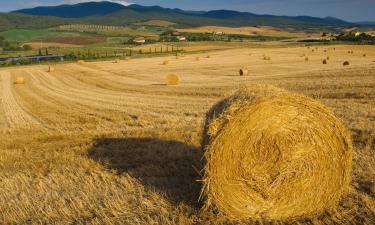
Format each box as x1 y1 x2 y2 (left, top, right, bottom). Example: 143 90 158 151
77 60 85 65
125 57 131 61
263 56 271 61
363 54 366 57
114 59 121 63
162 60 169 65
206 55 211 58
239 68 250 76
305 57 309 61
201 84 352 220
343 61 350 66
48 66 55 72
322 59 327 64
165 74 180 86
14 77 25 84
327 56 330 60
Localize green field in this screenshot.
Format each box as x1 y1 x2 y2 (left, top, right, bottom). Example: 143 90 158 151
0 29 79 43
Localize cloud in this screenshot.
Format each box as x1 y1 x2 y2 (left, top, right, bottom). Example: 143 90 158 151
63 0 132 6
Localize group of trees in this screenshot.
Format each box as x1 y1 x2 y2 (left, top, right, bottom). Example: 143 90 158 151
0 36 33 51
158 31 288 42
336 32 375 44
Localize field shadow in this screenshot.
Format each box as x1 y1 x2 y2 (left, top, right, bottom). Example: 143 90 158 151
88 138 204 207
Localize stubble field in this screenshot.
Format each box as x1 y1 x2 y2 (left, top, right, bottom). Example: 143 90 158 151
0 45 374 224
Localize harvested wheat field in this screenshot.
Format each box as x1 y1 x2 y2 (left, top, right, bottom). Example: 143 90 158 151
0 45 374 224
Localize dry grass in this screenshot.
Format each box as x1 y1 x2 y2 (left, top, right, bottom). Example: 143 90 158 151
0 44 374 224
202 85 352 220
114 59 121 63
165 74 180 85
162 60 170 65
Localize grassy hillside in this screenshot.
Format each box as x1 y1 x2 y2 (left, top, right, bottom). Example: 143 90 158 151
0 13 78 31
0 29 79 42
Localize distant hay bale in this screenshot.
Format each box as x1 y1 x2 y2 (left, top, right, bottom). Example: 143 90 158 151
162 60 169 65
206 55 211 58
48 66 55 72
125 57 131 61
165 74 180 85
114 59 121 63
77 60 85 65
343 61 350 66
14 77 25 85
305 57 309 61
322 59 327 64
327 56 330 60
239 68 250 76
363 54 366 57
263 56 271 60
195 57 200 61
176 56 181 59
201 84 353 220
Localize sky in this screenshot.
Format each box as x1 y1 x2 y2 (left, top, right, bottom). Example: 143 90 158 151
1 0 375 22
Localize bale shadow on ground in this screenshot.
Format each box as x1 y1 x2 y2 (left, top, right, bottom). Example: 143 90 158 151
88 138 204 208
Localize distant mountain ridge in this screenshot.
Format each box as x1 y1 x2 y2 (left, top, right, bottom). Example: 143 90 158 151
6 1 355 30
14 1 127 18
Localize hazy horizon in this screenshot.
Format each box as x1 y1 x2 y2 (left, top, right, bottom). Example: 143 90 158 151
1 0 375 22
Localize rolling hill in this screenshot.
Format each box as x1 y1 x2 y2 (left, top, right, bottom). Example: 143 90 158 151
3 1 355 31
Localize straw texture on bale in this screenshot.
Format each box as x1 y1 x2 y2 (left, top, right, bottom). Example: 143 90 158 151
165 74 180 85
201 84 352 220
14 77 25 84
239 68 250 76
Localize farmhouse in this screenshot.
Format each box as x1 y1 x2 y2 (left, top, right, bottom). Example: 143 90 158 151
133 37 146 44
172 31 181 36
177 36 187 41
214 31 225 35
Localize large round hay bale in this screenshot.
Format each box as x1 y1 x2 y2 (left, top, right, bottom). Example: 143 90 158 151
166 74 180 85
77 60 85 65
343 61 350 66
48 66 55 72
162 60 169 65
14 77 25 84
201 84 352 220
239 68 250 76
